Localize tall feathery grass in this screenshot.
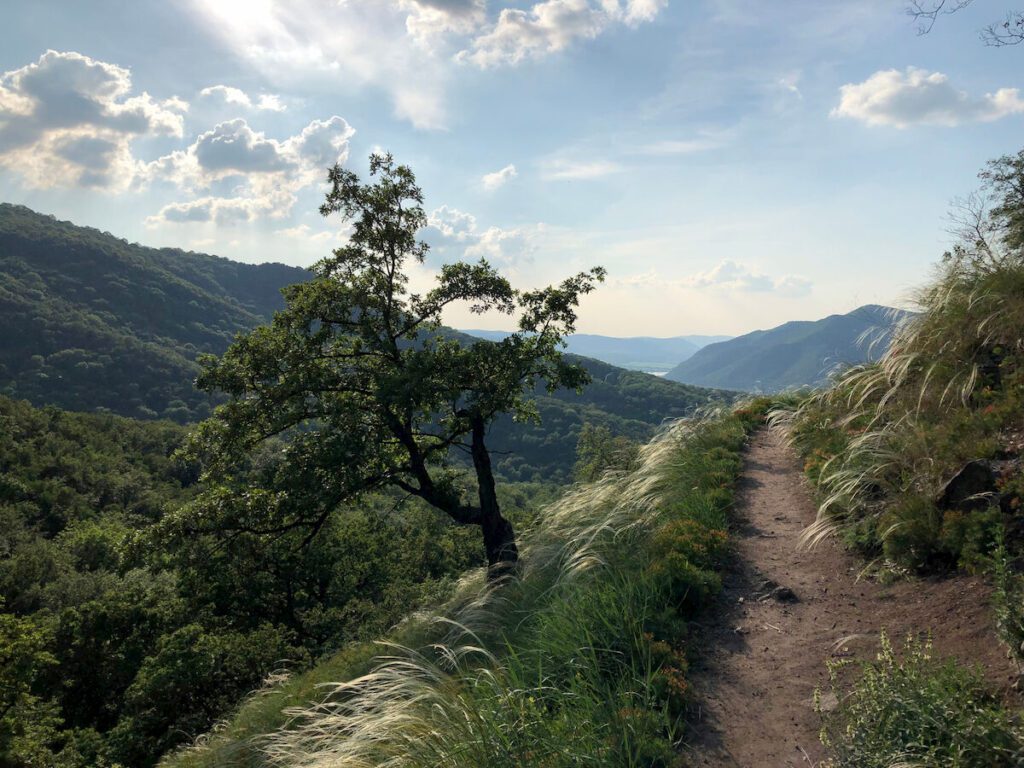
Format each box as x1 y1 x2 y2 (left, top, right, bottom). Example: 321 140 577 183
159 406 762 768
213 406 760 768
776 247 1024 572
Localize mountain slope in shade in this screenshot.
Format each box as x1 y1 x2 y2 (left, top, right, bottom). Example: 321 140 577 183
0 203 309 421
459 330 732 371
664 305 907 392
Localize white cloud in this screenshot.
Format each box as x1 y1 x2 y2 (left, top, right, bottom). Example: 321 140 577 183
682 260 812 296
614 261 812 297
0 50 186 189
542 158 622 180
428 204 478 240
256 93 286 112
457 0 665 68
188 0 452 129
481 162 517 190
832 67 1024 128
186 1 664 124
427 204 538 267
144 115 355 225
200 84 286 111
778 70 802 99
400 0 485 45
464 225 538 265
274 223 337 242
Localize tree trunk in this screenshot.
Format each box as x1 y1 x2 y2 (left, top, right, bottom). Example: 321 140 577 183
470 414 519 574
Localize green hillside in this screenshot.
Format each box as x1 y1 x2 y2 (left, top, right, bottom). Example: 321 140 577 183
665 304 906 392
0 204 309 421
0 204 731 483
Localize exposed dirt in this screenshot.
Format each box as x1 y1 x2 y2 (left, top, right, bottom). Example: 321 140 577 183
686 429 1019 767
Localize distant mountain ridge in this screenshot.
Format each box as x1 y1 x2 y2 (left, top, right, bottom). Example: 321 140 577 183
460 329 732 371
665 304 908 392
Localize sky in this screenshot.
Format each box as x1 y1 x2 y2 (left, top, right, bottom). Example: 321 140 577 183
1 0 1022 336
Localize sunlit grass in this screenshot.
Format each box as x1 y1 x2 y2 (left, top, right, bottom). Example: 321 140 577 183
162 405 765 768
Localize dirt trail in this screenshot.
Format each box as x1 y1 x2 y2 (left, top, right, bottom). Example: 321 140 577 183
686 429 1017 767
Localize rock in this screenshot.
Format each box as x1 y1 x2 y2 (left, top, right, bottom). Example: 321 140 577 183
937 460 999 512
770 586 798 603
937 458 1022 512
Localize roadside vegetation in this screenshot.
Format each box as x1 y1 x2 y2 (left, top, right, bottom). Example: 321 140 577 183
775 148 1024 762
817 632 1023 767
163 404 767 768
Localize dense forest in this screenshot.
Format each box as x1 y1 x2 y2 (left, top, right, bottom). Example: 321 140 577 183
0 203 308 422
0 393 564 766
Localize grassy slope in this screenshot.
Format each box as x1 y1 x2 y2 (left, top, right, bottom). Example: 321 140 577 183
161 404 767 768
778 256 1024 764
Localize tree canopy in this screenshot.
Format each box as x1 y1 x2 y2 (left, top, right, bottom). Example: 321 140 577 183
184 153 604 569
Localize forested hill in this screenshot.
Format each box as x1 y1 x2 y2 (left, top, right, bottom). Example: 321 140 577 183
665 304 907 393
0 203 309 421
0 204 731 482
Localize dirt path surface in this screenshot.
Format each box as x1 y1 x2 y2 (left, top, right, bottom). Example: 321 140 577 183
686 429 1016 767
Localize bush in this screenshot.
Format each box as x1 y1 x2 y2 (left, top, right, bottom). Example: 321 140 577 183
818 632 1024 768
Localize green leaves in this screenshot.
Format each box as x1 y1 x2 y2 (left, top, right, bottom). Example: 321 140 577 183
186 154 605 561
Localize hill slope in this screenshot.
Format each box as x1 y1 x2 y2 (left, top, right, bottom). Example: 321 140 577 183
0 204 308 421
0 205 731 482
665 305 905 392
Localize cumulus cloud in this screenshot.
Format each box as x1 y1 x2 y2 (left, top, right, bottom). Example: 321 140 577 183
457 0 666 68
274 223 337 242
400 0 486 44
428 204 479 240
188 0 453 129
145 115 355 225
481 162 517 190
464 225 537 265
427 204 537 266
682 260 812 296
0 50 186 189
832 68 1024 128
186 1 664 125
200 85 286 111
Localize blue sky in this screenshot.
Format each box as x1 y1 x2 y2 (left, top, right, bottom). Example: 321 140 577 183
1 0 1022 334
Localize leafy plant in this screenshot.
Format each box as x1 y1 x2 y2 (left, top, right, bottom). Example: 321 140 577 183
818 631 1024 767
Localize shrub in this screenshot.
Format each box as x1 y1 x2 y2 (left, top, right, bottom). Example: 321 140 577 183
818 632 1024 768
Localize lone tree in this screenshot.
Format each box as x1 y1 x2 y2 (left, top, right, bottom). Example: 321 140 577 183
180 154 604 571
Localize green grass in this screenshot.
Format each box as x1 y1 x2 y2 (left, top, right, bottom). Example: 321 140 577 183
161 403 768 768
